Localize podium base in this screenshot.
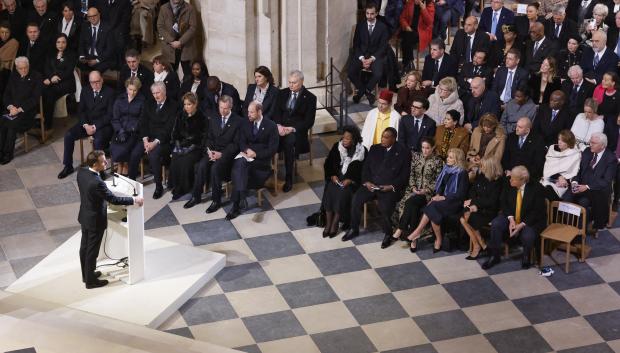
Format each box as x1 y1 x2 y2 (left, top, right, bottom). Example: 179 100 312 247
5 232 226 328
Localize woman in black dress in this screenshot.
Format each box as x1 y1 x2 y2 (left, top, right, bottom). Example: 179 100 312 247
41 33 76 130
110 77 145 175
152 55 180 101
179 60 208 102
460 157 503 260
556 36 583 80
528 56 562 105
321 125 366 237
490 24 523 69
169 92 205 200
407 148 469 252
594 71 620 118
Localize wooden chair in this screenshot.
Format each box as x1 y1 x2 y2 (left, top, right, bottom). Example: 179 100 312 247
540 201 587 273
79 137 94 164
27 97 48 144
139 157 167 185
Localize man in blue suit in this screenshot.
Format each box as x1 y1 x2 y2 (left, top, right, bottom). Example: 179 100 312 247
464 77 501 131
479 0 515 43
492 48 529 104
581 30 619 85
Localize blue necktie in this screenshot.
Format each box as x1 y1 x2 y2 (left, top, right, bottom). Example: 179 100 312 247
252 122 259 136
519 136 525 149
503 71 513 102
491 12 498 35
221 117 226 129
594 53 600 68
551 110 558 122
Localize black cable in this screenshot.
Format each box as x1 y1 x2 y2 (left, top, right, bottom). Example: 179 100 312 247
95 227 130 269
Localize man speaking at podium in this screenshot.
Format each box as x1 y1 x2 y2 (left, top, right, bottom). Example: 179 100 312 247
77 150 144 289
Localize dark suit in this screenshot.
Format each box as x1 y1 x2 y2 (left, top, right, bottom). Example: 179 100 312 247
242 84 279 120
607 26 620 52
502 132 546 180
421 53 458 87
556 48 583 80
78 22 115 72
533 105 573 147
491 66 529 102
564 148 617 229
450 29 490 66
350 142 410 235
17 37 49 75
201 81 242 115
159 71 180 103
0 7 27 42
117 64 154 99
524 37 558 73
27 9 57 47
457 62 493 95
561 79 596 118
56 16 81 52
566 0 600 24
76 167 133 284
63 85 115 168
479 7 515 43
464 90 501 128
128 98 179 188
545 18 579 47
398 114 436 152
41 51 78 129
179 78 206 103
191 111 242 203
515 16 545 45
347 19 390 94
580 46 619 84
273 87 317 182
231 117 279 204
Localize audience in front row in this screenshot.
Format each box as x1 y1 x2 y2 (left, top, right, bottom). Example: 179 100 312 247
110 77 145 177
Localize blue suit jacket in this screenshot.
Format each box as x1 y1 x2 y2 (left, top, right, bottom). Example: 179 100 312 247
479 7 515 43
580 47 619 84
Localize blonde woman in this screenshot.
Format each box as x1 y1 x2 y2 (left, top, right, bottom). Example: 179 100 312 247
528 56 562 104
394 71 428 115
427 76 465 125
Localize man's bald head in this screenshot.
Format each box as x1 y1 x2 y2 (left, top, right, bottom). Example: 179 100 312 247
529 22 545 41
464 16 479 34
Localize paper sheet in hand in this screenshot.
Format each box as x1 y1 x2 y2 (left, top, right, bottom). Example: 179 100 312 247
2 114 16 121
234 152 255 162
516 4 527 14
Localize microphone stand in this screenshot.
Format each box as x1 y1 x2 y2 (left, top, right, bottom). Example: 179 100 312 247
113 173 138 196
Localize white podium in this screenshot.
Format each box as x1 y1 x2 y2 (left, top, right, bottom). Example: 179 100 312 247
104 174 144 284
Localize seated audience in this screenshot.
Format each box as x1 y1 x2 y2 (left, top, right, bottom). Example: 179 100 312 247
57 1 80 53
524 22 558 74
397 96 435 152
544 5 579 47
17 23 47 75
394 71 427 116
78 7 115 73
168 92 205 200
201 76 242 115
407 148 469 252
541 129 581 200
179 60 208 103
502 117 546 181
118 49 154 99
58 70 113 179
571 98 604 150
273 70 317 192
434 110 469 160
468 113 506 175
0 57 41 164
28 0 57 48
0 0 27 44
427 77 464 126
128 82 179 199
489 24 522 68
563 132 616 234
483 165 546 270
152 55 180 103
556 36 582 79
322 125 366 238
225 101 279 220
362 89 401 149
110 77 145 176
593 71 620 117
460 157 503 260
242 66 278 120
515 3 545 45
492 48 529 105
464 77 501 131
0 22 18 70
580 30 618 85
500 87 537 134
450 16 490 67
342 127 410 243
533 90 573 147
421 38 457 89
528 56 562 104
562 64 596 119
388 137 444 247
398 0 434 73
581 3 609 46
457 50 493 97
41 34 77 130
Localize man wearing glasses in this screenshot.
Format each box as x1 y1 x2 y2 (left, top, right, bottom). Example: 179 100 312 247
397 96 436 152
78 7 114 72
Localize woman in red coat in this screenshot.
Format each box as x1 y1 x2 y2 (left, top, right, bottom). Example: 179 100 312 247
400 0 435 72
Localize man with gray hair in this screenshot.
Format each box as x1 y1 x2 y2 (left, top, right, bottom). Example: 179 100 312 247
27 0 57 46
563 132 617 234
544 5 579 45
0 0 27 43
562 65 595 118
580 30 618 84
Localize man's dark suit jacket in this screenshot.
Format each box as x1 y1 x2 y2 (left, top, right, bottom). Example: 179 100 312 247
0 7 27 42
139 98 179 146
607 25 620 50
202 111 242 165
532 105 573 147
179 78 206 102
77 167 133 231
117 63 154 98
351 19 389 62
450 29 491 65
491 66 529 100
27 9 57 45
479 6 515 43
580 46 619 84
238 117 279 171
524 37 559 73
99 0 131 35
2 70 42 131
273 86 317 154
397 114 436 152
574 148 617 193
56 15 81 52
458 62 494 94
78 85 114 129
161 71 180 102
561 79 596 118
464 90 501 127
544 18 579 46
78 22 114 64
361 141 410 193
421 53 458 86
17 38 49 74
500 181 547 233
566 0 599 23
202 81 242 115
502 132 546 180
242 84 279 120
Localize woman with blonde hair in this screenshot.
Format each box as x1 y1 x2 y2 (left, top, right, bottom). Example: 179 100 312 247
394 71 428 115
528 56 562 104
460 157 503 260
571 98 604 150
407 148 469 253
427 76 465 125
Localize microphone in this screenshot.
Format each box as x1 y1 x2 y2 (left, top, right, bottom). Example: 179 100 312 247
113 173 138 196
112 172 117 187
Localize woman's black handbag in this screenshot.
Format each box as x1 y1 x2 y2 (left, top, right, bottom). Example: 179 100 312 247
306 209 326 227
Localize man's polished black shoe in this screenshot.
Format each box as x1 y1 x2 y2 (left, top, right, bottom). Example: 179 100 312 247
366 93 376 105
352 92 362 104
152 188 164 199
482 255 501 270
283 182 293 193
184 197 201 209
206 202 221 213
0 156 11 165
342 229 359 241
82 271 103 283
226 207 241 220
381 234 395 249
85 279 109 289
57 166 74 179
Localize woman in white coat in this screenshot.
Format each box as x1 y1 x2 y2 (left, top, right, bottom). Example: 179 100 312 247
427 77 465 126
541 130 582 200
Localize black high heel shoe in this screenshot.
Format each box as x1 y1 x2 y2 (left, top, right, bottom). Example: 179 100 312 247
410 239 418 253
322 229 330 238
433 242 442 253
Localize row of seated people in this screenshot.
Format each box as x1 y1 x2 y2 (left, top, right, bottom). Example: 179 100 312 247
322 117 615 270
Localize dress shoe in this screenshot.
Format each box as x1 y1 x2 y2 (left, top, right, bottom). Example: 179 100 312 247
381 233 395 249
322 228 330 238
341 229 359 241
0 156 12 165
206 201 221 213
152 187 164 199
85 279 109 289
366 92 376 105
521 255 531 269
409 239 417 253
184 198 200 209
82 271 102 283
57 166 74 179
226 207 241 220
283 182 293 193
352 92 362 104
482 255 501 270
